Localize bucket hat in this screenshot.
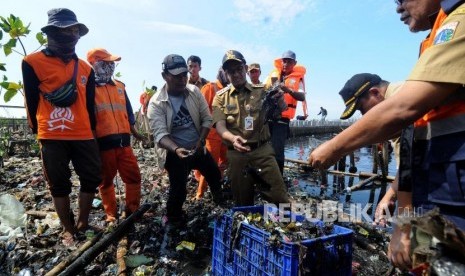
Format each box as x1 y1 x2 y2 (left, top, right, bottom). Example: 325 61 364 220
41 8 89 36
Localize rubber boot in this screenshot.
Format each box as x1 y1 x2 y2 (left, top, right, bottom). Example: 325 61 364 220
125 183 141 214
99 185 117 222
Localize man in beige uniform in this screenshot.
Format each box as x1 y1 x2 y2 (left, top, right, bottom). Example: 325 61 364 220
338 73 404 226
212 50 290 206
309 0 465 269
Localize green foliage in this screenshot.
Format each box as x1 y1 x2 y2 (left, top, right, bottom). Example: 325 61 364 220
3 38 16 56
145 86 156 96
0 130 10 157
1 75 21 102
0 14 47 102
35 32 46 45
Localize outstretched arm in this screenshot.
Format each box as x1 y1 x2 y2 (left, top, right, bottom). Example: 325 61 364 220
309 80 459 169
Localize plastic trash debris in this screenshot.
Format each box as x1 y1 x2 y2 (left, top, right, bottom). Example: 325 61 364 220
176 241 195 251
0 194 26 240
124 254 153 268
42 212 60 229
18 269 32 276
92 198 102 208
0 194 26 228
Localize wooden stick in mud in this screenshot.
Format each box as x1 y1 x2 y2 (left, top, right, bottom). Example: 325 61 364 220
57 203 151 276
117 212 128 276
284 158 395 181
116 235 128 276
45 231 104 276
346 175 378 193
25 210 49 218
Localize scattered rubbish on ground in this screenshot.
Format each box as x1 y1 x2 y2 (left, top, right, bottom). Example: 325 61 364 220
3 145 451 275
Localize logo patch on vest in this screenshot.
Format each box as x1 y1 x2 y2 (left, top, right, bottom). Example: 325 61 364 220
434 22 459 45
80 75 87 85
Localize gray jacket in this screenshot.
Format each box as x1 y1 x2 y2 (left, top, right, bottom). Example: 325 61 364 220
147 83 212 168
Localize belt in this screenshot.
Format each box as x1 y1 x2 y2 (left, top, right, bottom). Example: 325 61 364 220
228 140 269 151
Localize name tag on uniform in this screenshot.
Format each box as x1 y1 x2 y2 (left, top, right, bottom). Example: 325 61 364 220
245 116 253 130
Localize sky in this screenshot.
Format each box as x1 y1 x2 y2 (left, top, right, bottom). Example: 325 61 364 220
0 0 427 120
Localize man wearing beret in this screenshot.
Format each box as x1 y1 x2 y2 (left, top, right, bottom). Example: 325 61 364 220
22 8 101 246
87 48 145 224
147 54 223 228
212 50 290 206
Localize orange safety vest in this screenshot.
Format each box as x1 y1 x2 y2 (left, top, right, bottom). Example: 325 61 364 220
267 59 306 120
201 80 224 141
94 80 131 138
414 9 465 139
23 51 94 140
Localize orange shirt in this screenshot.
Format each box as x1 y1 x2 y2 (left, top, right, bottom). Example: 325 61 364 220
201 80 224 141
23 51 94 140
267 59 306 120
94 81 131 138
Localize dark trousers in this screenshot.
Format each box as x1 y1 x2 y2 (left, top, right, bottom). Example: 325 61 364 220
269 120 289 175
164 149 221 218
40 139 102 197
227 143 289 206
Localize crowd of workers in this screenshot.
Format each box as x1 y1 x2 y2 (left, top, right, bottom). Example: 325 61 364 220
21 0 465 272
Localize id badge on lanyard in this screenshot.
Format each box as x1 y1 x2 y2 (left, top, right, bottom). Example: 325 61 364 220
244 104 253 130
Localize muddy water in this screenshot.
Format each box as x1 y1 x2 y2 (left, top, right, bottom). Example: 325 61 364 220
285 135 397 224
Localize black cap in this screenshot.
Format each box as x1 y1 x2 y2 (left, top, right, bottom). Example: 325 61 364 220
339 73 382 120
41 8 88 36
162 54 188 75
222 50 246 69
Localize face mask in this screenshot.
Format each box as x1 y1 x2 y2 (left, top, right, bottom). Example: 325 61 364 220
46 32 80 57
93 61 115 84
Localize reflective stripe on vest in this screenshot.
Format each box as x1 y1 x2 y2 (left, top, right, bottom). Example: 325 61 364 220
94 81 131 138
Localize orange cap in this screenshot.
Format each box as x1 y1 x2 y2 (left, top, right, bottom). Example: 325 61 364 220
87 48 121 64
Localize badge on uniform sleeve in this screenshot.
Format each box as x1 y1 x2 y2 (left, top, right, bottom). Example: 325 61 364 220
434 22 459 45
245 116 253 130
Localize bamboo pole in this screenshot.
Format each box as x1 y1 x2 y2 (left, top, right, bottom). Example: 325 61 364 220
285 158 395 181
345 175 378 193
25 210 49 218
116 236 128 276
117 211 128 276
57 203 151 276
45 231 104 276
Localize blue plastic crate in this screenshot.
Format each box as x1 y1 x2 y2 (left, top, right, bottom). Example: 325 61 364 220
212 213 235 276
212 205 353 276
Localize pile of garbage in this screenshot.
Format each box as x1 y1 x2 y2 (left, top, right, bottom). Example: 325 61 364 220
0 148 395 276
